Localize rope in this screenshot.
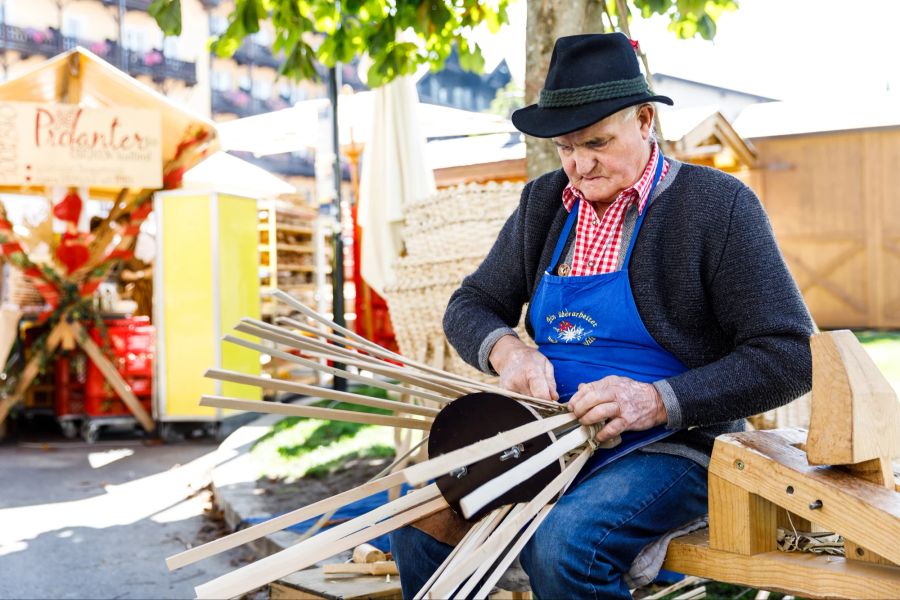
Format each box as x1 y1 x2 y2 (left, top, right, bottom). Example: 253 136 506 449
539 75 649 108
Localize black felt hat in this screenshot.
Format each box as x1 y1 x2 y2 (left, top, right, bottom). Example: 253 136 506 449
512 32 673 138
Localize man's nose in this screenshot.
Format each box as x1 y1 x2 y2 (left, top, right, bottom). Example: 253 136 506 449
573 149 596 176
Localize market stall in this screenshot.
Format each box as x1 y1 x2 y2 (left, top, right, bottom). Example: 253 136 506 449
0 47 217 440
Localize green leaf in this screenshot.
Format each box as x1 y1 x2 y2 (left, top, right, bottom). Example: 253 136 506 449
148 0 182 36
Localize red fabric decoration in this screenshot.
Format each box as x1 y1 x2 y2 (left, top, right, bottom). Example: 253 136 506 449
629 38 640 51
53 188 83 224
55 232 90 274
163 166 186 190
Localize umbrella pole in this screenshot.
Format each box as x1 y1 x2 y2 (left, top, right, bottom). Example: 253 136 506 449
329 65 347 392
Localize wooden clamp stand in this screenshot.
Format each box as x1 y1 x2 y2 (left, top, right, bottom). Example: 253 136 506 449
663 330 900 599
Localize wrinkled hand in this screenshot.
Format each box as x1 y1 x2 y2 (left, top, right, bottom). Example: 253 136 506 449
567 376 667 443
489 335 559 401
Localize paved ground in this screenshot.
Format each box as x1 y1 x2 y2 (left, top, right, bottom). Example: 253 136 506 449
0 426 255 600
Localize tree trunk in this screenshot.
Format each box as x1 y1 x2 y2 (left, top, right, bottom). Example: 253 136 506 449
525 0 606 179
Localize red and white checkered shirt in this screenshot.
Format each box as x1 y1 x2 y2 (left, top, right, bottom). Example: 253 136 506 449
561 140 668 276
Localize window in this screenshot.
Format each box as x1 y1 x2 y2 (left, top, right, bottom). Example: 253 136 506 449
210 69 231 91
252 79 272 99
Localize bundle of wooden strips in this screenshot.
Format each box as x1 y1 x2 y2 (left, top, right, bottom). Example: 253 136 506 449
168 289 614 600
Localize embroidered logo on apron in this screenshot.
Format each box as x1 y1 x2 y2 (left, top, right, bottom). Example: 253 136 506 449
544 310 598 345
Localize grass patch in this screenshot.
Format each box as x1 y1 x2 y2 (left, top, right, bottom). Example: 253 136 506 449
249 386 400 481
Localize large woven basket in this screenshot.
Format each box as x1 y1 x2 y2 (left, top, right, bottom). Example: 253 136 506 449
384 182 527 382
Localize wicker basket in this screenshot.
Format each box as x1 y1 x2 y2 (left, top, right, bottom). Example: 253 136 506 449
384 182 528 382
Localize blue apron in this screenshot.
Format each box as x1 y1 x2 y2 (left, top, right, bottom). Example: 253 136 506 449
529 155 688 481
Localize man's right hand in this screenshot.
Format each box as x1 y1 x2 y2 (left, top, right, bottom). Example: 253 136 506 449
488 335 559 401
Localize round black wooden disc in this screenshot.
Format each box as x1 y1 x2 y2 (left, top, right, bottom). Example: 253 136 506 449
428 392 563 521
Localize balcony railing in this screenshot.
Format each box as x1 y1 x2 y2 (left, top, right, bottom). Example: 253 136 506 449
99 0 153 11
232 41 281 70
211 89 290 118
232 151 316 178
0 25 197 85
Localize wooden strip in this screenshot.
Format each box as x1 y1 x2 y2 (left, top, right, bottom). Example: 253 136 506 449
270 311 560 410
166 471 407 570
459 426 589 519
454 504 527 598
196 493 447 599
71 321 154 431
404 411 578 485
322 561 398 576
297 435 430 544
205 368 439 418
421 505 515 598
234 322 470 397
199 396 432 431
710 430 900 565
427 449 590 598
224 335 455 405
412 511 497 600
243 317 475 396
664 530 900 599
474 503 555 599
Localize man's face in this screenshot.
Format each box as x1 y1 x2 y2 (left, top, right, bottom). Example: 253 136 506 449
552 105 653 203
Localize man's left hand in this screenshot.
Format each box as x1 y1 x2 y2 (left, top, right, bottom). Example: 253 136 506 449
567 376 667 443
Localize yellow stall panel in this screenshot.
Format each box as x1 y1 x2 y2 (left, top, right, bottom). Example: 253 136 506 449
155 191 260 421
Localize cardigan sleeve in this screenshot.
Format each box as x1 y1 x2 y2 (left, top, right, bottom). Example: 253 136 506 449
443 183 534 373
657 185 814 428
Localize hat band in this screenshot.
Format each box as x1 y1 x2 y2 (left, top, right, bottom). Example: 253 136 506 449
538 75 649 108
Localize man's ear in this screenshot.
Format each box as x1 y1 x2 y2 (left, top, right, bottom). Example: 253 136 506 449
638 104 654 138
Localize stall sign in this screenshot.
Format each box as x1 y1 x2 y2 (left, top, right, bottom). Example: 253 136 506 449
0 102 162 188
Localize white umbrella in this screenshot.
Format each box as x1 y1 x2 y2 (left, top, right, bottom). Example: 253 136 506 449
182 151 296 197
356 77 436 296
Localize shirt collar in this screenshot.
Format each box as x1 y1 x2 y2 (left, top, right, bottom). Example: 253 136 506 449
562 139 661 214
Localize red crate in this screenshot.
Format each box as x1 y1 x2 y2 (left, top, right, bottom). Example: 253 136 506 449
84 317 155 417
55 355 86 418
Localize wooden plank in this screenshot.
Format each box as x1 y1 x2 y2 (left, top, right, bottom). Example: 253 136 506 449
708 472 778 555
199 396 432 431
196 494 447 599
844 456 897 566
709 430 900 565
351 544 385 564
807 331 900 465
664 530 900 599
205 368 439 418
322 562 398 576
403 411 578 486
167 471 407 570
272 568 402 600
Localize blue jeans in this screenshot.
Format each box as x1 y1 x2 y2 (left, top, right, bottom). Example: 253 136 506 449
390 451 708 599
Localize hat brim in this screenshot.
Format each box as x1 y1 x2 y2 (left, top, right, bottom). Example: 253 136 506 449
511 93 673 138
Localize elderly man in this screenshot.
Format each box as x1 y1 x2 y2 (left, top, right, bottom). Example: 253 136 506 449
391 32 814 598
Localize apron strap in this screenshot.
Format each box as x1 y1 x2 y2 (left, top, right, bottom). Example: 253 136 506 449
549 200 580 272
622 152 665 266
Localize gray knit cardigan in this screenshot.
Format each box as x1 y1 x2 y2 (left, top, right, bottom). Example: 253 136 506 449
443 160 814 464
